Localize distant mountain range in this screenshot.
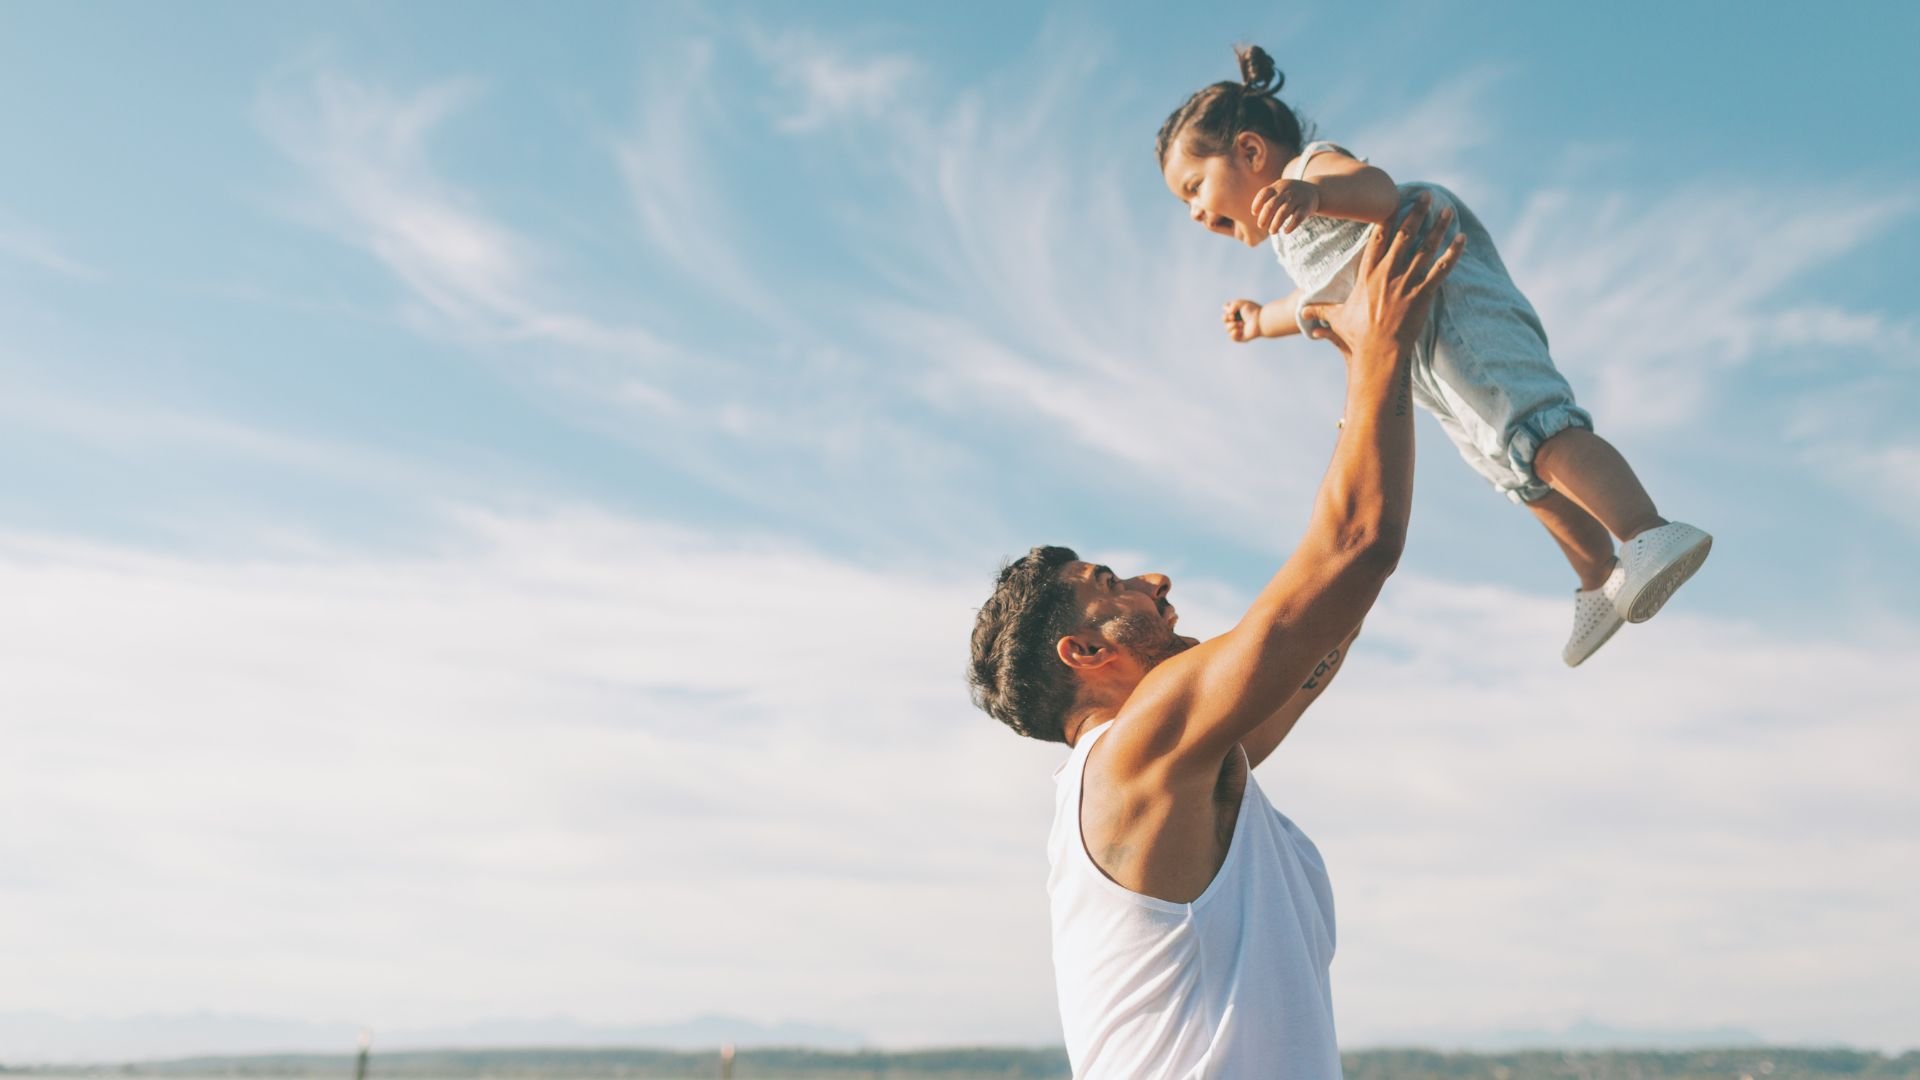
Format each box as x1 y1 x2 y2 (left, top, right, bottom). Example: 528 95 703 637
0 1011 864 1065
0 1009 1799 1068
14 1045 1920 1080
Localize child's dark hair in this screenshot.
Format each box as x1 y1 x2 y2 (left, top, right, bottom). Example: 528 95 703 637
1155 45 1311 166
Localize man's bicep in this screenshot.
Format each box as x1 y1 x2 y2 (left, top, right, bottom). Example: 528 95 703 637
1130 544 1389 770
1242 627 1358 768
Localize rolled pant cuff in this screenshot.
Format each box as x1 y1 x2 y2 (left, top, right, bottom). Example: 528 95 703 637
1502 404 1594 505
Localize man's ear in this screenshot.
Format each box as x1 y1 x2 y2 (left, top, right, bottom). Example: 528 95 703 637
1057 633 1114 672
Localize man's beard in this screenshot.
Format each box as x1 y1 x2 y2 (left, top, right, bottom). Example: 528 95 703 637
1101 609 1191 673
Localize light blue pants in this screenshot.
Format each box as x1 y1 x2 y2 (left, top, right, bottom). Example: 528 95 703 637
1396 184 1591 504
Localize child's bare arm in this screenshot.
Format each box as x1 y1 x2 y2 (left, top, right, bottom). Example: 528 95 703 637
1300 155 1399 225
1224 289 1306 342
1257 292 1305 338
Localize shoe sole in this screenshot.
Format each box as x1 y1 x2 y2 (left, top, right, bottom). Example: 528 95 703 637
1564 615 1624 668
1620 533 1712 624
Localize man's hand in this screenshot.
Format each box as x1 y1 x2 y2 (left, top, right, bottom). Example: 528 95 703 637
1223 299 1264 342
1299 193 1464 357
1252 178 1321 235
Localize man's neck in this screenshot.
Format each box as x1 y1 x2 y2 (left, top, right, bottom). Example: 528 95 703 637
1064 706 1120 747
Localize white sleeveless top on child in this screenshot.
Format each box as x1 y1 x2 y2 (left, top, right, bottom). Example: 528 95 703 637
1048 721 1341 1079
1270 141 1375 336
1267 140 1595 506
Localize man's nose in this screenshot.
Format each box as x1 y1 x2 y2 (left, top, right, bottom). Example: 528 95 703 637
1136 573 1171 600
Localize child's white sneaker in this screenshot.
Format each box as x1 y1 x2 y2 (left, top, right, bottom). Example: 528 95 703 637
1564 565 1626 667
1610 521 1712 623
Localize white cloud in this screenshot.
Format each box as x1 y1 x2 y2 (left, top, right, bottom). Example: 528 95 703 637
834 42 1917 564
1346 66 1509 196
1800 435 1920 537
251 65 934 535
257 71 665 357
0 376 422 483
2 513 1915 1049
744 29 918 134
1498 188 1911 434
250 54 933 539
0 215 102 281
0 510 1061 1044
15 26 1899 1052
610 40 784 319
1767 303 1918 357
1263 575 1920 1049
831 42 1358 544
1771 362 1920 539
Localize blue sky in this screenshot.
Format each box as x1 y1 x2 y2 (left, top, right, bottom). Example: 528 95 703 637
2 0 1917 1057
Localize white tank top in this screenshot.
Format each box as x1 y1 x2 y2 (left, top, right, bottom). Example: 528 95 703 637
1269 141 1373 308
1047 721 1342 1079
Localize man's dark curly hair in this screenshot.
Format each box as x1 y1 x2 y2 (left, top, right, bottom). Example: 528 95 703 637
968 545 1086 744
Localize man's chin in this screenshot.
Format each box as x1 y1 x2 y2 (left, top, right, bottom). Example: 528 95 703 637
1137 633 1199 673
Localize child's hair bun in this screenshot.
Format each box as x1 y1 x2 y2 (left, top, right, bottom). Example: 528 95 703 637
1235 44 1284 97
1155 43 1308 166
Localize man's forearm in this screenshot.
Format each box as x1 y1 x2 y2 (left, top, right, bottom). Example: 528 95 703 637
1158 201 1446 769
1313 341 1416 556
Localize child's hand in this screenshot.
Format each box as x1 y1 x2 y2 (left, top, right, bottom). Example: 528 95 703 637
1223 299 1264 342
1253 179 1321 235
1299 194 1462 357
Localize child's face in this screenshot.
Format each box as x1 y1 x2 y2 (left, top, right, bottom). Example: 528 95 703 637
1162 132 1283 248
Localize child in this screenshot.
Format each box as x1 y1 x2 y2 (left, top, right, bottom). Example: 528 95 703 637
1158 45 1710 667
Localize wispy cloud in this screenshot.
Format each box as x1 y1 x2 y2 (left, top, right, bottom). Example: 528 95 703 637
609 40 785 322
1767 303 1918 358
1499 187 1912 433
744 28 918 134
822 32 1360 539
0 366 537 547
1785 375 1920 539
1346 66 1509 196
0 215 102 281
256 71 664 357
834 38 1917 560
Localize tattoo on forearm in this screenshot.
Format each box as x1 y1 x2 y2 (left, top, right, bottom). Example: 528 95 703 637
1301 644 1345 690
1394 367 1412 418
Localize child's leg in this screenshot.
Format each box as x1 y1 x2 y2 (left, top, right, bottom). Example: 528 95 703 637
1531 428 1667 542
1524 490 1617 591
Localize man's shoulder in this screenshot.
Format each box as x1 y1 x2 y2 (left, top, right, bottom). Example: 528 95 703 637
1085 711 1238 799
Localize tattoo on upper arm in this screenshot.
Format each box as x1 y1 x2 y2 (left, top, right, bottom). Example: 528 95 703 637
1301 644 1345 690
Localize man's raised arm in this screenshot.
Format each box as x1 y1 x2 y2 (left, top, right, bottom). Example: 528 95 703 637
1111 196 1463 774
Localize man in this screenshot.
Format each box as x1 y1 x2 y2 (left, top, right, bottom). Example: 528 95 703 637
967 196 1463 1078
